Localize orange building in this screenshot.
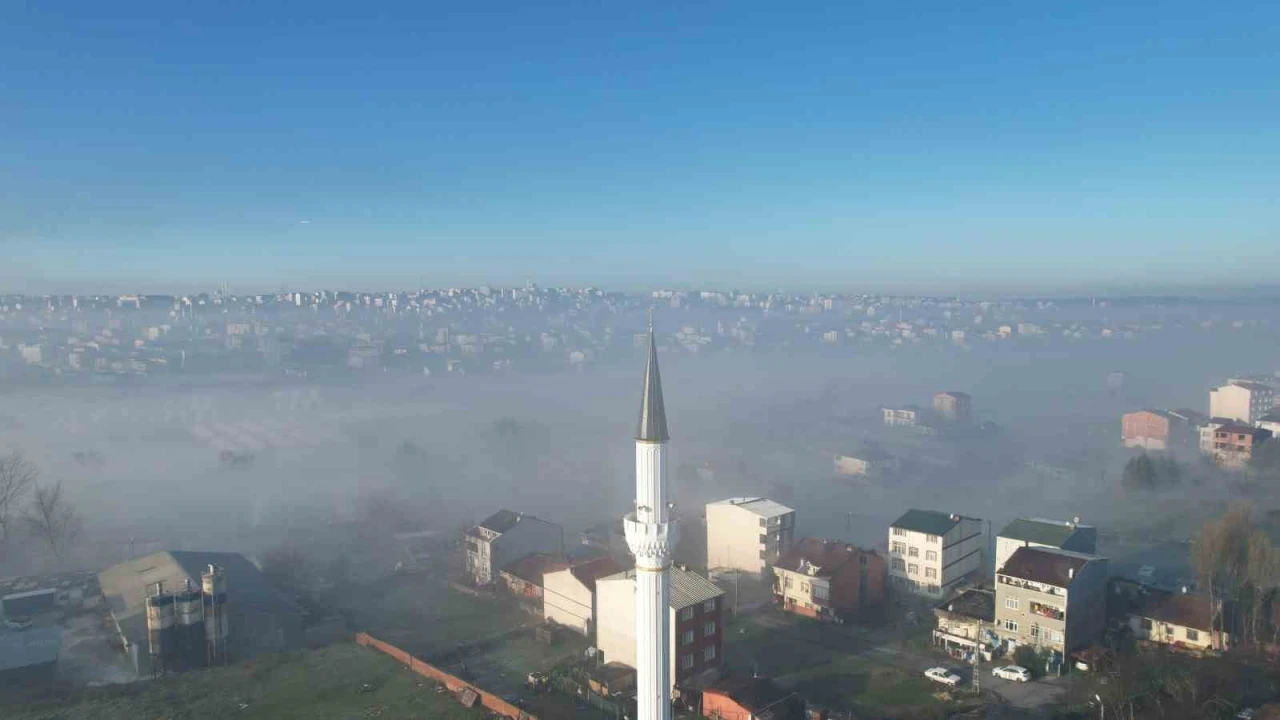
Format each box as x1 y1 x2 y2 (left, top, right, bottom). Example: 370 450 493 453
1211 423 1272 469
702 676 804 720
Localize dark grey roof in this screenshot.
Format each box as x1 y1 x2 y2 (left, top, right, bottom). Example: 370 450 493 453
998 547 1097 587
891 509 961 536
478 509 522 533
636 330 669 442
935 588 995 623
998 518 1085 547
0 627 60 671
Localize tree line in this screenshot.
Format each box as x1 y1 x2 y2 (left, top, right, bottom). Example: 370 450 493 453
1191 505 1280 650
0 452 83 562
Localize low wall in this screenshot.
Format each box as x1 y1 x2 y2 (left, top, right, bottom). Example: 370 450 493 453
355 632 534 720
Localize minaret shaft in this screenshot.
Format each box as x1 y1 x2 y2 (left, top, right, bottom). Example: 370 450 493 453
624 328 676 720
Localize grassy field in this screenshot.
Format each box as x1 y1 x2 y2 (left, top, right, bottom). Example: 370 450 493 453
3 642 490 720
724 611 947 718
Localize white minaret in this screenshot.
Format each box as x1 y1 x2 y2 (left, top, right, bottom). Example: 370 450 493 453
624 314 677 720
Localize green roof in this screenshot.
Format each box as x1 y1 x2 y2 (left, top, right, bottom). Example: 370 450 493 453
997 518 1080 547
891 509 960 536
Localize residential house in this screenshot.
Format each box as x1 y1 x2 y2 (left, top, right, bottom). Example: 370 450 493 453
1209 423 1272 469
888 509 984 599
542 556 621 636
701 676 805 720
1257 410 1280 438
498 553 568 601
771 538 885 621
833 449 898 478
595 567 725 691
994 547 1108 657
1210 382 1275 424
705 497 796 576
1121 410 1174 450
995 517 1097 575
1128 589 1228 653
933 392 973 423
881 405 923 428
1199 418 1233 455
933 588 996 660
464 510 563 586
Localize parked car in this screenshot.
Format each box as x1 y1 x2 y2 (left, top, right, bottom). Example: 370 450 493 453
992 665 1032 682
924 667 962 687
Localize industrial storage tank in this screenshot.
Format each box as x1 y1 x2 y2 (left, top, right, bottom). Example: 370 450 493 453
173 580 206 671
202 564 229 665
145 587 176 676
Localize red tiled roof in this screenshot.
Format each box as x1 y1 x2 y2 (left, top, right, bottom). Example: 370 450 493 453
774 538 878 579
500 553 568 585
1133 591 1214 632
569 556 622 592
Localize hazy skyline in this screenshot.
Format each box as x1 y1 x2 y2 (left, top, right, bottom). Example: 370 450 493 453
3 2 1279 294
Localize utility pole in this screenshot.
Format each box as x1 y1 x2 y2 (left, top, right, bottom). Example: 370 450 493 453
973 619 980 695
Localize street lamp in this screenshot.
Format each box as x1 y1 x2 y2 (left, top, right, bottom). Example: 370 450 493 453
1095 693 1104 720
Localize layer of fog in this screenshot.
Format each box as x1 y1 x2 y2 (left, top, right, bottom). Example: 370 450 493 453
1 321 1279 575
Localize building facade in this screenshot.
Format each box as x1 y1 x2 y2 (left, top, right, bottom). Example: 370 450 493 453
464 510 563 586
1210 382 1275 425
1127 590 1228 653
1209 423 1272 469
932 588 996 660
994 518 1097 575
833 450 898 477
888 510 983 600
705 497 796 576
541 556 621 636
881 406 922 428
498 553 568 601
772 538 884 621
595 567 724 693
933 392 973 423
1121 410 1172 450
993 547 1108 656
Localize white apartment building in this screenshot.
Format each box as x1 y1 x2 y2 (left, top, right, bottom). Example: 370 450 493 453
881 406 923 428
1210 381 1275 425
705 498 796 576
888 509 984 599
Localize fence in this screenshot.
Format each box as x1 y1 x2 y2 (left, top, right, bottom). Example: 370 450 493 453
355 632 535 720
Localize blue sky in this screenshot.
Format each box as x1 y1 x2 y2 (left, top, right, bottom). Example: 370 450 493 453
2 2 1278 295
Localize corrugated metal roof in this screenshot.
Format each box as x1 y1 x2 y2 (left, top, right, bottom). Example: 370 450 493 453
599 567 724 609
998 518 1085 547
891 509 961 536
709 497 794 518
0 627 61 672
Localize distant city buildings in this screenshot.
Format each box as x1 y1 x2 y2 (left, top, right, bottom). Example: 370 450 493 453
464 510 562 587
1209 381 1275 425
933 392 972 423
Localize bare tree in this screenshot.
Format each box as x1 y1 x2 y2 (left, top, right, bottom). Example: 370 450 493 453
22 480 83 561
1192 505 1253 648
0 452 38 544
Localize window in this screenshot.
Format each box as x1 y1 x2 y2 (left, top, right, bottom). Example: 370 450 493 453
926 534 940 544
679 607 694 621
704 598 716 613
1140 618 1153 631
891 542 906 555
1051 631 1064 644
759 533 768 544
892 527 905 536
704 621 716 637
908 564 919 575
926 550 938 562
759 518 767 527
925 567 937 579
908 546 919 558
1030 626 1040 638
681 653 694 670
892 558 905 571
812 585 829 601
704 645 717 661
1003 619 1018 632
1005 597 1019 610
682 629 694 645
927 584 940 594
1186 628 1200 642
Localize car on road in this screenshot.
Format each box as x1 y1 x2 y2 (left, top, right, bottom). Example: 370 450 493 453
924 667 963 687
992 665 1032 682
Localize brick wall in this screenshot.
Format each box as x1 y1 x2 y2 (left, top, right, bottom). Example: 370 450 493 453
355 632 534 720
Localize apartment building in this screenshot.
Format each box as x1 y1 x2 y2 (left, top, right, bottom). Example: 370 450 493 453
887 509 984 599
833 449 898 477
1208 423 1272 469
1128 589 1228 653
995 517 1096 575
933 392 973 423
994 547 1108 656
464 509 563 586
595 567 725 691
771 538 885 621
933 588 996 659
881 405 923 428
1121 410 1173 450
705 497 796 576
1210 381 1275 425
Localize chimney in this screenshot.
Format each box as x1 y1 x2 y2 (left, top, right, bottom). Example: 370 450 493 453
1068 567 1075 580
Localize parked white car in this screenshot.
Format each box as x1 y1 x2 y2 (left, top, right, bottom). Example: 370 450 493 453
992 665 1032 682
924 667 962 687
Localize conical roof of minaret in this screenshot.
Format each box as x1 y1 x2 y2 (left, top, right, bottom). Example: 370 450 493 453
636 330 669 442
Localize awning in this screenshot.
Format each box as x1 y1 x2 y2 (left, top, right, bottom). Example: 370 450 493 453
933 630 978 648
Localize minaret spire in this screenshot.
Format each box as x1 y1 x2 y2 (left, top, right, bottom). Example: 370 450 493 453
636 311 669 442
